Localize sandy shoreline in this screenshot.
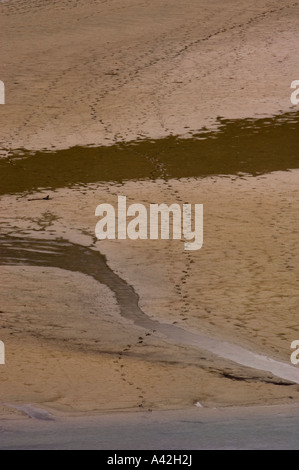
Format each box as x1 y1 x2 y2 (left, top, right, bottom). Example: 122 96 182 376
0 0 298 151
0 0 299 426
1 402 299 449
0 171 298 416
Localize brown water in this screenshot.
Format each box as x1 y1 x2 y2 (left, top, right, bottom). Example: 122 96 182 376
0 112 298 386
0 112 298 196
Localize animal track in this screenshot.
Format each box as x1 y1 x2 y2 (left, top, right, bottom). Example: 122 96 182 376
112 333 152 409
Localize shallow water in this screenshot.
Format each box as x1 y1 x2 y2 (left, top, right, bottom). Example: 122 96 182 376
0 112 298 196
1 235 299 385
1 405 299 449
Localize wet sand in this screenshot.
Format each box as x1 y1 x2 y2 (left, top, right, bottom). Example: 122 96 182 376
2 403 299 449
1 112 299 195
0 0 299 426
0 0 298 151
0 169 298 415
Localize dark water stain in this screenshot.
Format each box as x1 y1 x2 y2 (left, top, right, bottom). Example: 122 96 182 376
0 236 153 328
0 112 298 196
1 236 299 386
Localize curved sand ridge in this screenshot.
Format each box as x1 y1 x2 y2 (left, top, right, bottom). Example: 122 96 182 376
1 236 299 385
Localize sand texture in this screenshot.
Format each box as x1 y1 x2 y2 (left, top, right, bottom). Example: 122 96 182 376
0 0 298 151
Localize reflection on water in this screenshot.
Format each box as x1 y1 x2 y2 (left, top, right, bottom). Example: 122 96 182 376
0 112 298 195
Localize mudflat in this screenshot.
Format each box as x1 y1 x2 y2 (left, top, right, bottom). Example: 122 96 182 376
0 0 298 420
0 0 298 151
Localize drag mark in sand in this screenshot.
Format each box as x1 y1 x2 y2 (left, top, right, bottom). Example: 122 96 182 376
4 404 55 421
1 236 299 385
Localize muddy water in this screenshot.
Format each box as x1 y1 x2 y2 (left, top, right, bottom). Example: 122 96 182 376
0 112 298 384
0 111 298 195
